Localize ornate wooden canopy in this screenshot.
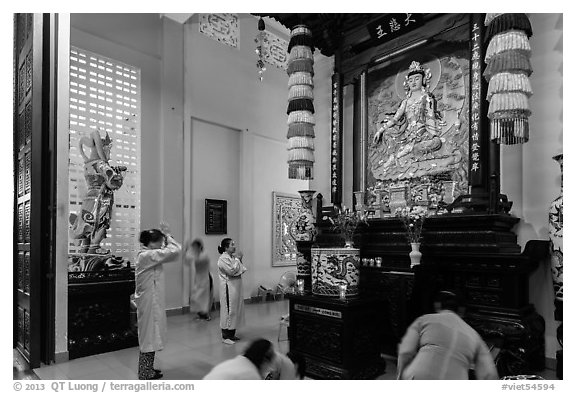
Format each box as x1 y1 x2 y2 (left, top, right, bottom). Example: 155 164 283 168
252 13 378 57
252 13 440 58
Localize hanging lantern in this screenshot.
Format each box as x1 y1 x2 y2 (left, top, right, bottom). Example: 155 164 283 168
286 25 315 179
484 13 534 145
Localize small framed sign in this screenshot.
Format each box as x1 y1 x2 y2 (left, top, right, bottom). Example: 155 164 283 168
205 199 227 235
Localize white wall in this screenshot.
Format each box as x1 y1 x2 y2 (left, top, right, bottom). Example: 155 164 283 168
189 119 241 301
183 14 333 298
500 13 563 361
68 13 333 315
55 14 71 359
158 17 186 310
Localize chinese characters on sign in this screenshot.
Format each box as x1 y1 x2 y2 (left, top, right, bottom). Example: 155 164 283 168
470 22 482 179
367 13 424 43
331 74 342 203
294 304 342 319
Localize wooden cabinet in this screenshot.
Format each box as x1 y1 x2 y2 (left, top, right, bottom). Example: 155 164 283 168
68 269 138 359
287 294 386 379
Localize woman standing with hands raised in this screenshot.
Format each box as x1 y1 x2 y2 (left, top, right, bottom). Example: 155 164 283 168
134 222 182 379
217 238 247 345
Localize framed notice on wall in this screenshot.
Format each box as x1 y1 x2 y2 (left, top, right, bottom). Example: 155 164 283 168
205 199 227 235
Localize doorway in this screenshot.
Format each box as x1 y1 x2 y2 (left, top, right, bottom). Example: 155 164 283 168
187 118 242 304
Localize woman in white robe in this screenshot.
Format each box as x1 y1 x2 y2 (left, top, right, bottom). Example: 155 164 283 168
217 238 247 344
397 290 498 380
134 226 181 379
203 339 275 379
186 238 213 320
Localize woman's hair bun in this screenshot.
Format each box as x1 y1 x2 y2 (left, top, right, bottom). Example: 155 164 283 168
139 229 165 246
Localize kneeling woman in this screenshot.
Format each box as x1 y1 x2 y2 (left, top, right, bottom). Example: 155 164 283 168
135 224 181 379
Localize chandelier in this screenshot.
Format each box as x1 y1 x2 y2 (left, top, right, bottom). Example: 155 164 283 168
484 13 533 144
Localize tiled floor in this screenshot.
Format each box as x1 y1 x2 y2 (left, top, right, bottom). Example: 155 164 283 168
26 300 557 380
32 300 314 380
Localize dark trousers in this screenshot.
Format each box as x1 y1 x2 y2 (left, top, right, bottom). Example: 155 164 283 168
222 329 236 339
138 351 155 380
221 282 236 339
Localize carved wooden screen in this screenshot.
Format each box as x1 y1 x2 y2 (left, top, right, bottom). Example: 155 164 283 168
68 47 141 261
362 21 471 210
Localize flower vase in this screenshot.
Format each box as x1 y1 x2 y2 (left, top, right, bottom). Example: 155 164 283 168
409 242 422 268
353 191 365 212
294 190 316 242
344 239 354 248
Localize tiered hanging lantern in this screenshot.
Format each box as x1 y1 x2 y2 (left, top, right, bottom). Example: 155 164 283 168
484 13 534 144
286 25 315 179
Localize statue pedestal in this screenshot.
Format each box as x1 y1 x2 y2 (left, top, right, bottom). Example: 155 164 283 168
68 253 126 272
68 267 137 359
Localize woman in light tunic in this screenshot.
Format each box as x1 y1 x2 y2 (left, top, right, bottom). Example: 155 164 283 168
134 224 181 379
186 238 213 320
397 290 498 380
203 339 276 380
217 238 247 344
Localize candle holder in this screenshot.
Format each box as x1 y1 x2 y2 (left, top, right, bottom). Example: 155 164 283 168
339 283 348 300
296 279 305 294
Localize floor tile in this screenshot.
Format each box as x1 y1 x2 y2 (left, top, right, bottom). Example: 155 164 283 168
23 300 557 380
32 365 70 380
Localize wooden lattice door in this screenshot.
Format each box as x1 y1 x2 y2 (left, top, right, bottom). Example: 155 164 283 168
14 13 57 368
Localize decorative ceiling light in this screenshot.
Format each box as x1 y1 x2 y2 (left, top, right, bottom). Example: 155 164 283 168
255 17 267 81
286 25 315 179
484 13 533 144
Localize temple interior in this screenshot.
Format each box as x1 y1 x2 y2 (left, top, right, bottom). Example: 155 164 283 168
12 12 565 383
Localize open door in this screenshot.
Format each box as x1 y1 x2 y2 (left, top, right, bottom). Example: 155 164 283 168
14 13 58 368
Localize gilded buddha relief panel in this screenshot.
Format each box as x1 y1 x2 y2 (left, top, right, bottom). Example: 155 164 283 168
365 36 470 211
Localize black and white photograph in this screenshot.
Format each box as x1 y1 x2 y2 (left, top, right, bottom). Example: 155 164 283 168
5 4 570 390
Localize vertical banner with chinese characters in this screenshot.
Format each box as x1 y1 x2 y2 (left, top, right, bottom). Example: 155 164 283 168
469 17 485 185
331 73 343 204
367 13 424 44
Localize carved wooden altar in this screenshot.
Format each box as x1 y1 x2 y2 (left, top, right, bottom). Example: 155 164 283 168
287 294 386 379
313 213 548 377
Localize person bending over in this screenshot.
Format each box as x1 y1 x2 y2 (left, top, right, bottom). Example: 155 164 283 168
397 290 498 380
203 339 276 380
